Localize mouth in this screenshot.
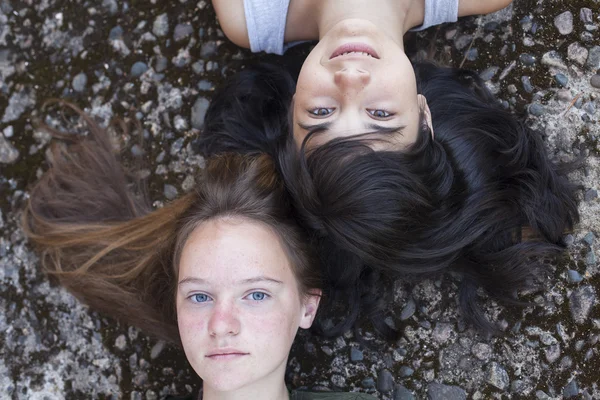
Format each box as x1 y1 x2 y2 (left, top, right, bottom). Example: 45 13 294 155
330 43 379 60
206 350 249 360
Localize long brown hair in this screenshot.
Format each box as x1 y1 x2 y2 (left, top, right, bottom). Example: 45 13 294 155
22 102 321 345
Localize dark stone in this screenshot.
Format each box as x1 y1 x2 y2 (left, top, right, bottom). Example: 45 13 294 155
130 62 148 78
191 97 210 129
584 188 598 202
522 76 534 93
590 74 600 89
109 25 123 40
400 298 416 320
427 383 467 400
519 53 536 66
350 347 364 362
563 379 579 398
528 103 545 116
484 21 500 32
361 377 375 388
486 362 510 390
377 369 394 393
554 73 568 87
398 366 414 377
394 385 415 400
588 46 600 70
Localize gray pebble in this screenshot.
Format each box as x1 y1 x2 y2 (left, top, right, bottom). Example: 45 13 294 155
173 23 194 41
486 362 509 390
154 57 168 73
567 270 584 283
554 11 574 35
520 16 532 32
536 390 552 400
164 184 178 200
130 62 148 78
109 25 123 40
72 72 87 92
377 369 394 393
569 285 597 324
152 13 169 37
191 97 210 129
432 322 454 343
479 66 499 81
350 347 363 361
544 343 561 363
583 102 596 115
554 73 568 88
361 377 375 388
564 234 575 246
471 343 492 361
2 126 13 138
511 380 527 393
132 371 148 387
528 103 546 116
150 340 165 359
192 60 205 74
394 385 415 400
557 89 572 102
145 390 158 400
130 391 142 400
568 42 589 66
522 76 534 93
583 232 595 246
519 53 536 66
114 334 127 351
580 8 593 24
587 46 600 70
0 135 19 164
398 366 414 377
575 339 585 351
584 188 598 201
197 80 213 91
2 89 36 123
484 22 500 32
427 383 467 400
400 298 416 320
200 41 218 58
585 250 596 267
465 48 478 61
563 379 579 398
541 50 567 70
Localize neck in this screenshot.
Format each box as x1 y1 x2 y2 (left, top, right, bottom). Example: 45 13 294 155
202 380 289 400
315 0 411 46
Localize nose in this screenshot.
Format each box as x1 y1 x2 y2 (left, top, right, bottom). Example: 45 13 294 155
334 67 370 89
208 301 240 337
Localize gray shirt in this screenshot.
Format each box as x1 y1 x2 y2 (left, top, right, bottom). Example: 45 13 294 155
243 0 459 55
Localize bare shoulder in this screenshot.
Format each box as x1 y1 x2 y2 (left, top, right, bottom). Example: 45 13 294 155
458 0 513 18
211 0 250 48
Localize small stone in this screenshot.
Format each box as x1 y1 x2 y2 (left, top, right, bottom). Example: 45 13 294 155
145 390 158 400
569 285 597 324
130 62 148 78
174 115 189 131
132 371 148 388
545 343 561 363
587 46 600 70
153 13 169 37
331 374 346 388
200 41 218 58
564 234 575 247
583 232 595 246
192 61 205 74
72 72 87 92
580 8 593 24
465 48 478 61
109 25 123 40
479 66 499 81
454 34 473 50
350 347 364 361
554 73 568 87
0 135 19 164
377 369 394 393
130 391 142 400
398 366 414 377
536 390 551 400
397 299 416 322
150 340 165 359
154 57 168 73
114 334 127 351
563 379 579 398
486 362 509 390
191 97 210 129
554 11 574 35
528 103 545 116
484 22 500 32
567 270 584 283
394 385 415 400
472 343 492 361
174 23 194 41
521 76 534 93
583 102 596 115
557 89 572 102
2 126 13 138
585 250 596 267
584 188 598 201
511 380 527 393
519 53 536 66
164 184 178 200
432 322 454 344
542 50 567 70
427 383 467 400
361 377 375 388
568 42 589 66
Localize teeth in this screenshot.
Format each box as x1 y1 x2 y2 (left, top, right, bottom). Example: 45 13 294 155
338 51 372 58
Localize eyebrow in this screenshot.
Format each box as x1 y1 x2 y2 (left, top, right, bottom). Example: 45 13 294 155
178 276 284 287
297 121 405 136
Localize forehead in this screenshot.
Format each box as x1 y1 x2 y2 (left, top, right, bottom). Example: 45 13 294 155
178 218 294 283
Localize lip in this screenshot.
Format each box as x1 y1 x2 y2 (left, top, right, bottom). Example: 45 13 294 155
329 42 379 60
206 349 249 359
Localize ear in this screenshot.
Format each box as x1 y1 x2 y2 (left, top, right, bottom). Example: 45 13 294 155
417 94 434 138
299 289 321 329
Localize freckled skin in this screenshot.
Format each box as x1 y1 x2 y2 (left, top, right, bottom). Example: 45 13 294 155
176 218 319 398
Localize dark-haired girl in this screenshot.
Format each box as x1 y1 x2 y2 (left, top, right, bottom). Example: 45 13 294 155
22 104 377 400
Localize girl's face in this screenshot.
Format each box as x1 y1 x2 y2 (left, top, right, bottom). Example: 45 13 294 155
293 19 427 150
176 218 320 394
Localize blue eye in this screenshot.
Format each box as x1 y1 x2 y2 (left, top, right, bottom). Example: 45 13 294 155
246 292 269 301
309 107 335 116
191 293 210 303
368 109 393 118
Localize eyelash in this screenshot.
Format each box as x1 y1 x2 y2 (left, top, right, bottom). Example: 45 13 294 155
308 107 394 119
188 291 271 303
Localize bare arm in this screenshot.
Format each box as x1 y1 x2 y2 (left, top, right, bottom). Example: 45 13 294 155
458 0 513 18
211 0 251 49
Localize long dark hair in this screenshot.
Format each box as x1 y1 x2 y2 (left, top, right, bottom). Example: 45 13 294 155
195 62 580 336
22 102 322 345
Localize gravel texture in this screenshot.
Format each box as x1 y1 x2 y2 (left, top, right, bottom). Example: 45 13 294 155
1 0 599 399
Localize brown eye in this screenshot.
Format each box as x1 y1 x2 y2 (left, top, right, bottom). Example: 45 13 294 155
309 107 335 116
